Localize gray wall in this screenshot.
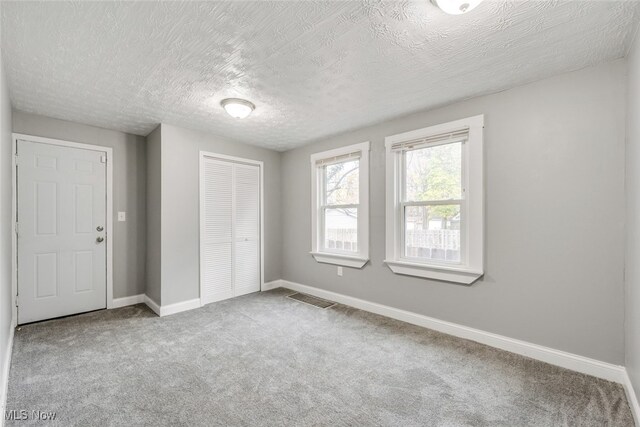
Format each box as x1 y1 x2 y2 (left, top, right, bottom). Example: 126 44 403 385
626 33 640 406
281 60 626 364
159 124 282 306
146 125 162 304
12 111 147 299
0 50 13 399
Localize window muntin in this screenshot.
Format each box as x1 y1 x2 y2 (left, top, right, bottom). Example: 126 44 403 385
401 141 465 265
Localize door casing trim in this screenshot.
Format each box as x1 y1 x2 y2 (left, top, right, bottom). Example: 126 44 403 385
12 133 114 325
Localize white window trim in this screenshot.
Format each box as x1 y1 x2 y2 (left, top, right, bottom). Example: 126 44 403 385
310 141 370 268
384 115 484 284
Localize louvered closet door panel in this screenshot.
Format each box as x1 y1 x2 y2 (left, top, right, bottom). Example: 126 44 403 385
234 164 260 297
235 240 259 297
201 159 234 304
235 165 259 239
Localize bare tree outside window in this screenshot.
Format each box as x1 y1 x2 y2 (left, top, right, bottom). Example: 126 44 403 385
322 159 359 252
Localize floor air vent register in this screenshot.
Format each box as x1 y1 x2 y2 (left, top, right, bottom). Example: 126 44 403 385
287 292 336 309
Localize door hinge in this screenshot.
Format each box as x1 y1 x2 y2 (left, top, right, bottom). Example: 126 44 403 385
15 222 18 236
100 156 107 164
14 154 18 165
15 295 18 307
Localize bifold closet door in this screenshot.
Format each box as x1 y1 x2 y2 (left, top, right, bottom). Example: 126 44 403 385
201 157 260 305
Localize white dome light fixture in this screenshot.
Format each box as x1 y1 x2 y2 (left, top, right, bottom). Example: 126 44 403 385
432 0 484 15
220 98 255 119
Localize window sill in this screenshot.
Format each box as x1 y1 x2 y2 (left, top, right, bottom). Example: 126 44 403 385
384 260 483 285
310 252 369 268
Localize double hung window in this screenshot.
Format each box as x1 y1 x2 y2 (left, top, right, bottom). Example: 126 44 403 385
384 116 484 284
310 142 370 268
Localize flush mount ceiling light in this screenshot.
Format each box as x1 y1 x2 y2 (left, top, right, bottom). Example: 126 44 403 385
220 98 255 119
431 0 484 15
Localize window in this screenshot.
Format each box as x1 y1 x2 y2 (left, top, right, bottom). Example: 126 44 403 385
310 142 370 268
384 116 484 284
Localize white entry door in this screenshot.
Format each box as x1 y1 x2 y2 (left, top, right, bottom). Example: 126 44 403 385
17 140 107 324
200 156 261 305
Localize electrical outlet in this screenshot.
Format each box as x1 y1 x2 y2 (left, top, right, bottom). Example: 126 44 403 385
337 266 343 276
118 212 126 222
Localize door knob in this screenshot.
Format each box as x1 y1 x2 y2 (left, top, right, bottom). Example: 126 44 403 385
96 237 104 243
96 226 104 232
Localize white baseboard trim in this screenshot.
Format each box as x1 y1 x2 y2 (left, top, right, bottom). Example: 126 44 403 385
160 298 201 317
1 320 16 426
278 279 626 384
144 295 201 317
623 371 640 426
262 280 284 291
144 295 161 316
112 294 145 308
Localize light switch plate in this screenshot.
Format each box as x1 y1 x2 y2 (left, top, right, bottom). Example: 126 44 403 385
118 212 126 222
337 266 343 276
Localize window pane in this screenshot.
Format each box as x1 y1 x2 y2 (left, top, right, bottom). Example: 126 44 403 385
404 205 460 262
324 208 358 252
325 160 359 205
404 142 462 202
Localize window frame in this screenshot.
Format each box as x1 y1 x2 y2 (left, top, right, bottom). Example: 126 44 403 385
310 141 370 268
384 116 484 284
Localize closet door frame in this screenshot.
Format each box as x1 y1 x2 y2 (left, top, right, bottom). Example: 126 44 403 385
199 151 264 304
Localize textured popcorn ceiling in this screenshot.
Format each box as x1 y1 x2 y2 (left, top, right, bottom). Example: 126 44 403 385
2 1 639 151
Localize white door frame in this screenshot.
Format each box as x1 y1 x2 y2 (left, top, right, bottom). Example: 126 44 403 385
11 133 114 324
199 151 265 304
